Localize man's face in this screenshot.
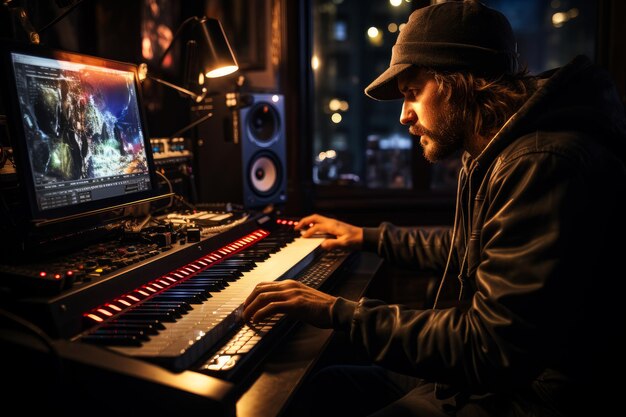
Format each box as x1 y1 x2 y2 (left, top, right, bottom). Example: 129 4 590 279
398 68 466 163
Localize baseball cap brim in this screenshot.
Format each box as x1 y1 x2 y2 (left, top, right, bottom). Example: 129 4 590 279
364 63 413 101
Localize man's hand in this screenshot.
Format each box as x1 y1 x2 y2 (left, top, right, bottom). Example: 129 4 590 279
243 279 338 328
295 213 363 251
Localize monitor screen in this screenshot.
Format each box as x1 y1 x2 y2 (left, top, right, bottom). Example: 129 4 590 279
1 43 162 223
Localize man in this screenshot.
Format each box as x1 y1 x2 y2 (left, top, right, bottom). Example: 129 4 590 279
243 1 626 416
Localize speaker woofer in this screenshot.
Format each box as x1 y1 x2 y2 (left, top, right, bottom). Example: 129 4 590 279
248 152 281 196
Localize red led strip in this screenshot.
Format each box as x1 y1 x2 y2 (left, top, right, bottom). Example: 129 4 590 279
276 218 297 227
82 229 269 325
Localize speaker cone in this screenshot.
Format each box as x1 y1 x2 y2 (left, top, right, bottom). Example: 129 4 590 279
247 102 280 145
249 152 281 195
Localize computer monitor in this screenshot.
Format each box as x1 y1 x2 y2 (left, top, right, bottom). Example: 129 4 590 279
0 42 164 225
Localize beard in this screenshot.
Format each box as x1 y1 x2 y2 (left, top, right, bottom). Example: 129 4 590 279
411 108 466 163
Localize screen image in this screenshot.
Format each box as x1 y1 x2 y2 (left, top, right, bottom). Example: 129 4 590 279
10 52 153 212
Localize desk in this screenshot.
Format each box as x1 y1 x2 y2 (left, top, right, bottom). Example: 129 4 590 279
237 252 383 417
0 252 383 416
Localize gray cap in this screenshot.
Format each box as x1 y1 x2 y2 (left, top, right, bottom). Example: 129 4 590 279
365 0 519 101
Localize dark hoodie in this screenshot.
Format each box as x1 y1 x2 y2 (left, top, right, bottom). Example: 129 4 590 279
332 55 626 416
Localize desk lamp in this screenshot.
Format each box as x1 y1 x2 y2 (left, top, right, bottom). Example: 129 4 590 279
138 16 239 137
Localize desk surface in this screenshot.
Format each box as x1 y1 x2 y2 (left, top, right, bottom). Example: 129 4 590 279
236 251 383 417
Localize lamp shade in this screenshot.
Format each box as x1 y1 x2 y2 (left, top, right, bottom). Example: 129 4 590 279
198 17 239 78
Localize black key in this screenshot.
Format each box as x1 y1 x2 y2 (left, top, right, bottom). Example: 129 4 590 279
175 281 224 291
118 311 178 322
219 259 256 271
230 253 268 262
187 277 228 288
197 271 239 282
128 307 182 319
91 329 150 341
98 323 160 335
162 289 210 298
108 319 166 330
81 334 143 346
142 301 192 312
153 291 208 303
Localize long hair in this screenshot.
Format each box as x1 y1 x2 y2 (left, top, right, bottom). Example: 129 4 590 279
432 70 534 139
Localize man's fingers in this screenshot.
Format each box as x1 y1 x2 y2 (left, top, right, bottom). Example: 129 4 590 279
243 281 304 321
248 300 291 323
244 291 298 323
320 239 340 250
244 280 299 307
300 223 326 237
295 214 318 230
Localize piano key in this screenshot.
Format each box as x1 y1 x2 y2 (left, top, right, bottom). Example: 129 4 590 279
173 284 223 293
217 259 256 271
107 319 166 330
81 334 144 346
107 235 326 371
91 329 151 341
141 301 192 311
98 322 160 335
128 307 184 317
117 311 179 322
150 294 206 304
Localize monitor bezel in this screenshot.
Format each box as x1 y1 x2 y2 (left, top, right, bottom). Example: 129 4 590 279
0 41 165 225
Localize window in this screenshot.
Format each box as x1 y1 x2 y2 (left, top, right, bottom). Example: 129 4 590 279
309 0 597 193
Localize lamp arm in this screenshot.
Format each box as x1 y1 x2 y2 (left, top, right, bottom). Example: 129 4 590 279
146 73 207 102
138 62 208 103
168 111 214 140
38 0 86 36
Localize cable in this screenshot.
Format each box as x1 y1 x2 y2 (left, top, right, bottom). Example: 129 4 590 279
201 213 249 234
173 194 197 211
37 0 86 35
155 170 174 210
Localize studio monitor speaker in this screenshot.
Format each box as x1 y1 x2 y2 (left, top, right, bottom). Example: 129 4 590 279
194 93 287 209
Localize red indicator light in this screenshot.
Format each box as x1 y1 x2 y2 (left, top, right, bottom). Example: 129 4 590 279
97 308 113 317
67 270 74 276
39 271 47 277
54 274 62 280
85 314 104 323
